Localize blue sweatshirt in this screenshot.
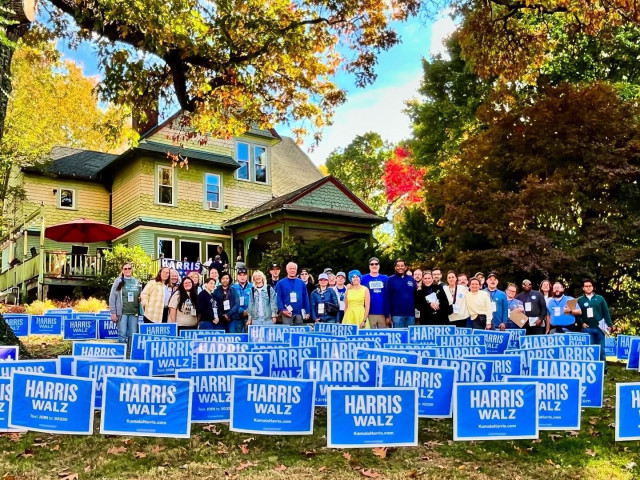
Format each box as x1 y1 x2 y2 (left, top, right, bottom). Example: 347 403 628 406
213 286 240 322
547 295 576 327
387 274 416 316
361 273 389 317
276 277 310 316
487 288 509 328
232 282 253 316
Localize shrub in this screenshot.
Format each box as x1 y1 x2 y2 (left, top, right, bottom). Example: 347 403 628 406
93 245 154 298
74 297 108 313
24 299 57 315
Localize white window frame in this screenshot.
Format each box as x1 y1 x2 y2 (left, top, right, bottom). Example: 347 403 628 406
234 140 270 184
156 165 175 206
58 187 77 210
205 242 221 263
179 239 202 263
203 173 222 211
235 141 251 181
253 145 268 184
157 237 175 259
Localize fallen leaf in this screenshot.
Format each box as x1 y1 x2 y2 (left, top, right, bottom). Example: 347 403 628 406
586 449 597 457
203 424 221 434
51 445 60 451
567 431 580 437
546 459 555 465
2 475 17 480
151 445 165 453
372 447 387 459
407 470 417 478
217 442 229 454
239 444 249 454
608 423 616 428
624 461 636 470
273 465 287 472
343 452 352 461
107 446 127 455
83 465 92 473
318 466 327 472
360 469 380 478
548 434 561 441
458 465 466 470
236 461 257 471
588 419 597 425
121 438 134 445
303 449 317 457
58 474 78 480
134 451 146 459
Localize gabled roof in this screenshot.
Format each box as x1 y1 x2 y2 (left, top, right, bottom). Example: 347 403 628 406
223 175 385 227
22 147 117 180
270 137 324 197
135 141 239 168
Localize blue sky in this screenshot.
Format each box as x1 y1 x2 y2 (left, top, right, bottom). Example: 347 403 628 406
54 10 456 166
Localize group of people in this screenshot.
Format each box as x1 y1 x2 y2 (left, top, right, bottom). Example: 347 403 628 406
108 257 613 361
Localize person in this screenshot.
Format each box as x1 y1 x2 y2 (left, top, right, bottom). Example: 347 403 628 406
235 254 245 270
208 267 221 287
342 270 370 329
457 273 469 287
232 267 253 331
361 258 390 329
140 267 171 323
300 268 315 297
505 283 525 329
217 245 230 271
188 270 202 294
486 272 509 331
539 279 552 301
169 269 181 292
267 263 281 288
211 255 224 276
275 262 310 325
310 273 340 323
247 270 278 326
444 270 469 328
474 272 486 290
387 258 416 328
432 267 444 286
197 277 220 330
328 273 337 288
214 272 240 332
413 268 423 288
464 277 493 330
577 279 613 365
168 277 199 332
516 279 547 335
415 270 449 325
109 262 141 344
546 281 579 334
333 271 348 323
413 268 424 323
323 267 333 276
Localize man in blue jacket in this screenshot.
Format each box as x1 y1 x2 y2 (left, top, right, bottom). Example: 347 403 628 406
486 272 509 330
232 267 253 331
387 258 416 328
276 262 310 325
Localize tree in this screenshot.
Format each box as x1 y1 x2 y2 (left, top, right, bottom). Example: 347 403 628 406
93 245 154 298
325 132 392 215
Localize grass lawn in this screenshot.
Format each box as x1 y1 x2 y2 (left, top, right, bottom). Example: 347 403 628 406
1 337 639 480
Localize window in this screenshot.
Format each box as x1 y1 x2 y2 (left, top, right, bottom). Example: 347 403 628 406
236 142 250 180
157 166 174 205
204 173 221 210
206 242 220 263
158 238 174 259
58 188 76 209
254 146 267 183
180 240 201 263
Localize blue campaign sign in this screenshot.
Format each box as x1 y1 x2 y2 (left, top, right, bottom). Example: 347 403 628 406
472 331 511 354
505 376 581 430
616 383 640 441
465 354 523 382
180 329 225 339
327 387 418 448
248 325 310 343
606 337 617 358
46 308 73 314
517 345 601 373
63 318 97 340
520 335 570 349
72 341 127 358
289 332 343 347
530 359 604 408
344 335 384 347
74 359 152 408
384 344 439 358
456 327 473 335
138 323 178 337
316 340 379 359
381 363 455 418
0 346 18 361
561 333 591 345
100 376 192 438
454 382 538 441
626 338 640 370
230 376 316 434
144 339 194 375
357 329 409 344
29 315 63 335
617 335 639 360
70 313 99 319
420 357 493 383
130 334 182 360
269 347 317 378
58 356 80 376
436 335 485 347
356 349 419 369
200 333 249 343
9 372 95 434
0 359 58 377
3 314 29 337
98 319 119 340
192 341 250 354
302 358 377 407
431 346 487 359
0 377 23 432
409 325 456 344
177 368 253 422
196 352 272 376
315 323 358 336
249 343 291 352
507 329 525 349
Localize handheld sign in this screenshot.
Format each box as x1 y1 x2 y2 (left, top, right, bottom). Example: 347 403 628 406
356 349 419 376
98 318 119 340
63 318 97 340
180 329 225 339
507 329 525 349
0 346 18 361
409 325 456 344
269 347 317 378
517 345 601 373
316 340 379 359
314 323 358 336
472 331 510 354
289 333 343 347
72 341 126 358
431 346 487 358
230 376 315 434
176 368 253 423
615 383 640 441
144 339 194 375
2 314 29 337
130 334 181 360
46 308 72 314
196 352 272 377
420 357 493 383
100 376 192 438
192 341 250 354
520 335 570 349
139 323 178 337
453 382 538 441
302 358 377 407
505 376 581 430
73 359 152 408
9 372 95 434
0 359 58 377
327 387 418 448
529 359 604 408
381 363 455 418
627 338 640 370
197 333 248 343
29 314 63 335
358 329 409 344
0 378 23 432
456 327 473 335
464 354 523 382
384 344 439 358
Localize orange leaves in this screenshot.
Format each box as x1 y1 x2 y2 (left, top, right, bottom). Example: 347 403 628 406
383 146 426 206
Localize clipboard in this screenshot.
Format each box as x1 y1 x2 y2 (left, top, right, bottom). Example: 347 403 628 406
509 309 528 328
566 298 578 310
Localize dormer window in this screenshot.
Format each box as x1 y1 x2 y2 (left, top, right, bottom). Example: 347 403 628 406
235 141 269 184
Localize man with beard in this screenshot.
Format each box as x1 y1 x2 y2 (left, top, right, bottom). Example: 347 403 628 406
516 279 547 335
415 270 449 325
546 281 579 334
486 272 509 331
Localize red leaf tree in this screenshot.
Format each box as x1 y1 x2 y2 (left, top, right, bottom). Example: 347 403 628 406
383 146 426 211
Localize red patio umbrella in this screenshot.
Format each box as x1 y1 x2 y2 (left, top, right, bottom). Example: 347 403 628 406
45 219 125 243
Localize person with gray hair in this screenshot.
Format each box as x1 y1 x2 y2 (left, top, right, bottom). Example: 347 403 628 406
247 270 278 326
275 262 310 325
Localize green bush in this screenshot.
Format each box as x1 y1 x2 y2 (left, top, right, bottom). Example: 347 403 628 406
93 245 154 297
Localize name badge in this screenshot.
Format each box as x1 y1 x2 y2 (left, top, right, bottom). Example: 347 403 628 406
128 291 134 302
318 303 325 315
369 281 383 289
453 304 459 314
524 302 532 312
553 307 561 316
290 292 297 303
339 301 345 311
531 295 537 300
239 297 245 307
587 307 594 318
491 302 497 313
224 300 230 310
286 305 293 313
415 309 421 319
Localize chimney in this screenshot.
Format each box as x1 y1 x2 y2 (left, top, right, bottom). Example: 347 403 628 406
132 99 159 137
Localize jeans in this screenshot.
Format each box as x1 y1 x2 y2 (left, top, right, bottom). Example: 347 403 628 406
584 327 606 362
228 319 245 333
282 314 304 326
117 314 138 343
199 320 226 331
392 316 415 328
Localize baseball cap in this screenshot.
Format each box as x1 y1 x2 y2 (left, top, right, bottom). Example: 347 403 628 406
487 272 498 279
522 279 532 285
474 271 484 278
238 267 248 274
336 271 346 278
269 263 280 270
318 273 329 281
323 268 333 274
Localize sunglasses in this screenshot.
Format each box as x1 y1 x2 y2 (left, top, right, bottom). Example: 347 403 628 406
370 262 379 266
123 267 132 270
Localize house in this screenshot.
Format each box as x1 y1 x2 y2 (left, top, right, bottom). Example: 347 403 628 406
0 112 385 301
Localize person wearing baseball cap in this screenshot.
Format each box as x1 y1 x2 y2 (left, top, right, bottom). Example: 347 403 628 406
485 272 509 330
474 272 487 290
232 266 253 331
267 263 281 288
310 273 339 323
333 271 348 322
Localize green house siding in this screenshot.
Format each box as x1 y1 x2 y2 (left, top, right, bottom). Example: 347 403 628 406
292 183 362 213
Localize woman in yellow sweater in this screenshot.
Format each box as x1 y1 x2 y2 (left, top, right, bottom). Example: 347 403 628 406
342 270 371 329
464 277 493 330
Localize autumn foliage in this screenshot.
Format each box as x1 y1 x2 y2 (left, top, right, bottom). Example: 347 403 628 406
383 146 426 206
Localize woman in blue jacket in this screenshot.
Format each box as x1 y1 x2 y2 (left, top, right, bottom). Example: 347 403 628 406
213 272 240 332
310 273 340 323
